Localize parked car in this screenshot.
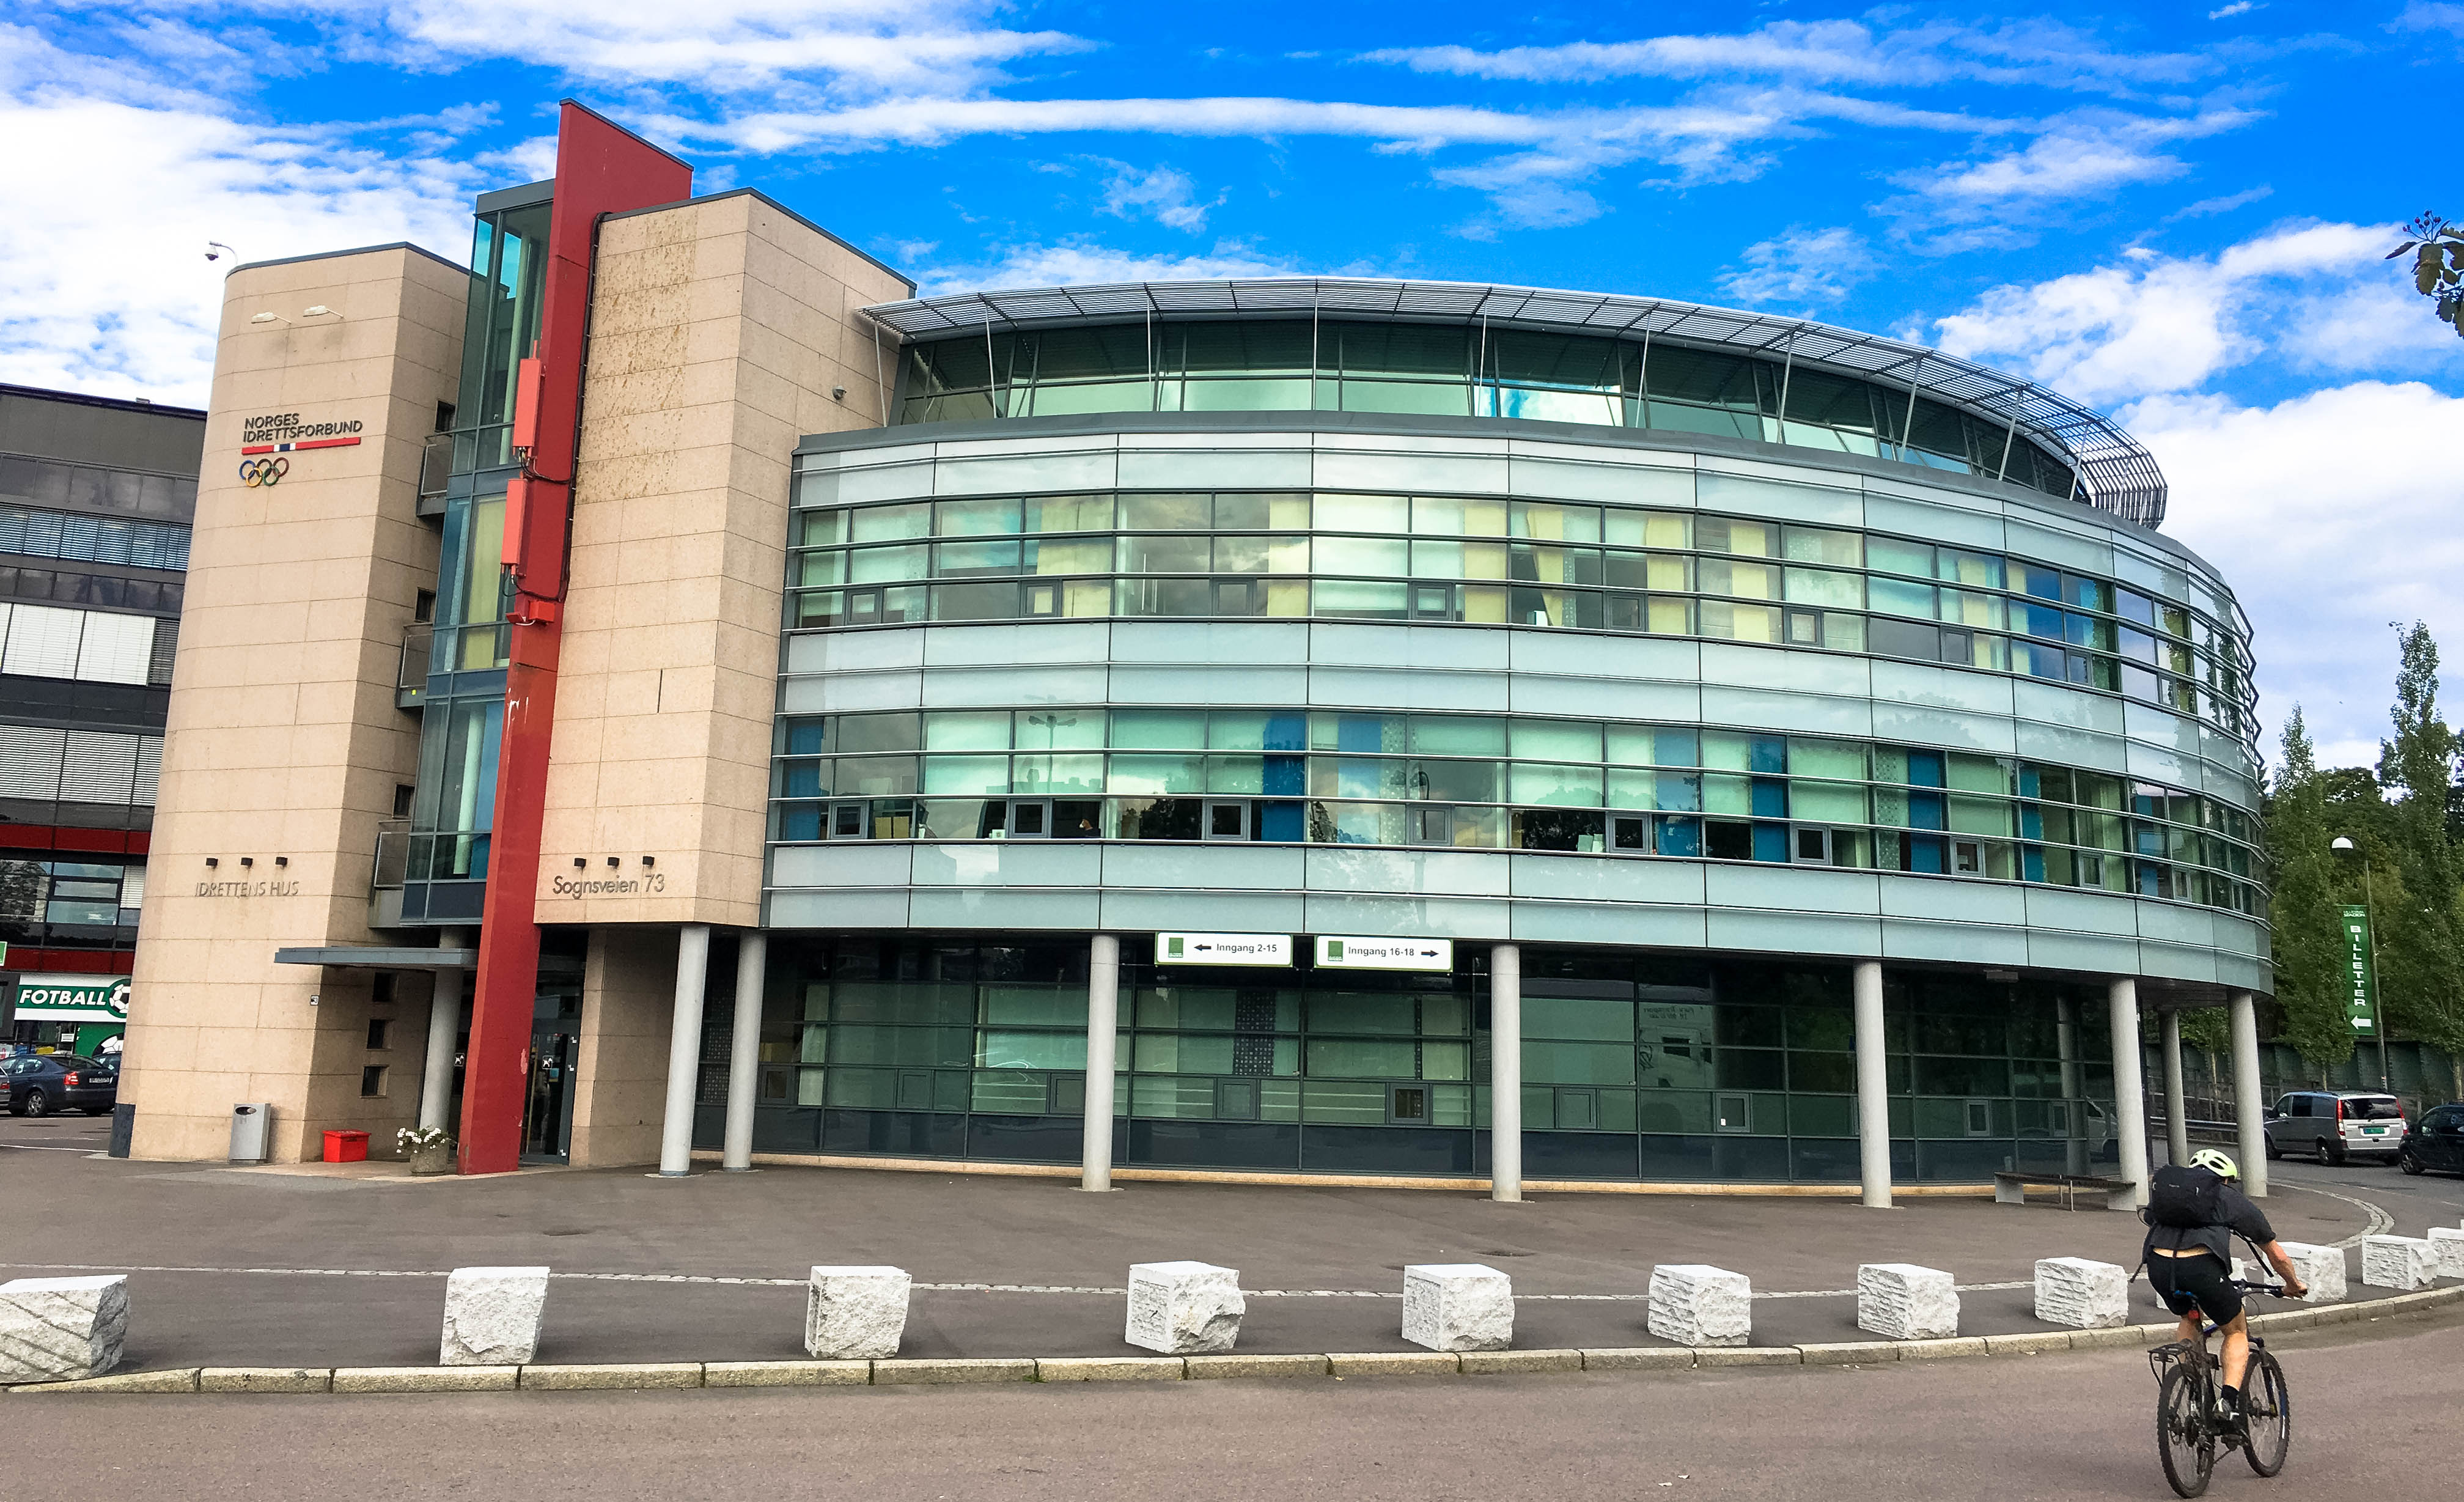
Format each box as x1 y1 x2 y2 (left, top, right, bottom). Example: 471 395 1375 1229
2262 1090 2407 1164
2397 1102 2464 1176
1 1053 119 1117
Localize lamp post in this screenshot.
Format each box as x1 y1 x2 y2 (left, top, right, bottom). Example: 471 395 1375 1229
2330 836 2393 1094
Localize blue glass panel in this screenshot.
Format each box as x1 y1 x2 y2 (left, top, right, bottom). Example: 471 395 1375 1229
781 760 827 797
787 718 828 754
1749 736 1785 774
1262 755 1305 797
2021 845 2047 882
2017 765 2040 798
1259 801 1306 841
1655 815 1701 856
2018 804 2043 839
2024 603 2066 640
1908 792 1945 831
1263 713 1307 753
1749 778 1787 818
1654 773 1702 812
1907 835 1944 874
1751 822 1789 862
1906 751 1944 788
1653 730 1698 767
779 804 822 841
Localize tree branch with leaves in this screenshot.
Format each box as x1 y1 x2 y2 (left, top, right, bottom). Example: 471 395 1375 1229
2388 212 2464 339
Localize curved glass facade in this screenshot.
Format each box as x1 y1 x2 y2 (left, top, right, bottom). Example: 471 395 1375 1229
743 285 2265 1187
896 320 2084 502
767 706 2261 916
787 487 2257 743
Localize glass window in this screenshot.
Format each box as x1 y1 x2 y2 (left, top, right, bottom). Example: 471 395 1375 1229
1602 509 1691 548
1869 576 1936 619
1314 534 1410 576
837 713 921 753
1867 537 1933 578
924 711 1012 751
933 497 1022 536
1782 526 1861 566
1697 517 1772 557
850 503 931 542
1784 567 1861 608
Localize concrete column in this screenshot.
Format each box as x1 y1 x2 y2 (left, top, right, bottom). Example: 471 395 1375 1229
658 924 713 1177
2108 976 2149 1207
1490 943 1522 1203
721 932 767 1172
2161 1011 2190 1168
1080 933 1120 1191
418 969 463 1133
2057 995 2086 1174
1852 959 1891 1208
2229 990 2268 1198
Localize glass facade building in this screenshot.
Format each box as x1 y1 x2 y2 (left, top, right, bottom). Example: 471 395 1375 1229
693 279 2268 1186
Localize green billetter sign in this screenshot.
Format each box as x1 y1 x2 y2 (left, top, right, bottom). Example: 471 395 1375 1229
2340 905 2377 1034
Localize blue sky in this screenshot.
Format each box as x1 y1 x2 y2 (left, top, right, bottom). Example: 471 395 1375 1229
4 2 2460 768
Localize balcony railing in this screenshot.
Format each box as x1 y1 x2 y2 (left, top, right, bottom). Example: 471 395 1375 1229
419 433 453 499
397 624 432 706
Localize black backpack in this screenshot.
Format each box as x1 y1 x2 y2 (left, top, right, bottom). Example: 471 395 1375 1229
2145 1163 2227 1228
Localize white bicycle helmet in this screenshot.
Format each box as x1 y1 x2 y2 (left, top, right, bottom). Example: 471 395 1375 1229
2188 1147 2240 1180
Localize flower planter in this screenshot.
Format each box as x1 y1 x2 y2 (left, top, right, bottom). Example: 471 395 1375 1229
408 1145 454 1176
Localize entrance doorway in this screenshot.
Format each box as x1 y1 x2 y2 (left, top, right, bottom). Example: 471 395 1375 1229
523 1028 576 1161
522 984 583 1163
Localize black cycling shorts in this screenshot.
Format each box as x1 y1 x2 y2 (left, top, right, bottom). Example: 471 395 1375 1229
2149 1253 2242 1326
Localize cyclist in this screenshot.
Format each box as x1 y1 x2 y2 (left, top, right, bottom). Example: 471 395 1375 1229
2144 1147 2309 1432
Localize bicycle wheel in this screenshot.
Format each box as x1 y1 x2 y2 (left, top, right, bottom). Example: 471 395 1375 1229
2158 1360 2216 1498
2242 1348 2292 1476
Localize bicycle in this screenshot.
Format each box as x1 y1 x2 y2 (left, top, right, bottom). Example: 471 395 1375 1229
2145 1245 2293 1497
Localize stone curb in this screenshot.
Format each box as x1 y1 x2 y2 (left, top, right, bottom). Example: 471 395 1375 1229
9 1284 2457 1396
1035 1357 1186 1382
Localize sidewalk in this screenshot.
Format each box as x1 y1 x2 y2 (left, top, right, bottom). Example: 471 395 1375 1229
0 1142 2409 1373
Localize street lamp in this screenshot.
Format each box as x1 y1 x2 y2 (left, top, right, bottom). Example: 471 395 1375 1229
2330 836 2393 1094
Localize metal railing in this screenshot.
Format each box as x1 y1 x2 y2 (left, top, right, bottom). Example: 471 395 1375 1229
397 624 433 702
372 819 411 890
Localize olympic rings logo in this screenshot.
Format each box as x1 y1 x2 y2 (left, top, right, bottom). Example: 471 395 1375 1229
238 457 289 487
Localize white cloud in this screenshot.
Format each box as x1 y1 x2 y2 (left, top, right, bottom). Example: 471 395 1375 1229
1367 18 2217 95
381 1 1089 97
1717 226 1878 306
1930 221 2460 405
2208 3 2256 19
1095 162 1220 232
2133 382 2464 763
2394 2 2464 39
909 240 1310 298
0 83 479 405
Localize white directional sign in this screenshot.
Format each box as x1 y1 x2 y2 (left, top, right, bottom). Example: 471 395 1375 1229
1154 932 1295 967
1314 936 1454 972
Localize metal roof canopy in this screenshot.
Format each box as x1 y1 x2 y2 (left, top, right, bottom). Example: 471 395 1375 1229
275 946 476 970
862 278 2168 530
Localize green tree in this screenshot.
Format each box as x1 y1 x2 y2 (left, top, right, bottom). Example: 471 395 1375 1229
2375 622 2464 1070
2266 708 2355 1070
2387 213 2464 339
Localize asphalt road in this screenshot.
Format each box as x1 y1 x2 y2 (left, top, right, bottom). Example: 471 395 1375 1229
10 1110 2452 1368
16 1303 2461 1502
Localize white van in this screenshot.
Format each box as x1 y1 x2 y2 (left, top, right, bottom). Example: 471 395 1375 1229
2263 1091 2408 1164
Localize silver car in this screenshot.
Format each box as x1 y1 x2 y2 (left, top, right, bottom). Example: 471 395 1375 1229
2264 1090 2408 1164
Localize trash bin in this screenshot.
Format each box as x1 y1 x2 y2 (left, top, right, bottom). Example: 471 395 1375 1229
322 1128 370 1163
229 1102 271 1164
109 1102 135 1158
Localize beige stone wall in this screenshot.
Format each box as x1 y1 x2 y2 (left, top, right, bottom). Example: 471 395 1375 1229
538 194 907 929
567 927 681 1167
123 245 466 1162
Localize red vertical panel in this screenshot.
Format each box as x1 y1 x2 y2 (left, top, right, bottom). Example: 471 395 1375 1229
459 102 692 1176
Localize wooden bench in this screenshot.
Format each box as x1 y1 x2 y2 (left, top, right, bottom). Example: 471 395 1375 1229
1993 1170 2137 1212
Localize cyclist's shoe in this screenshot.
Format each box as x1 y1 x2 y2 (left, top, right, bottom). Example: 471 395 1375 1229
2212 1396 2247 1439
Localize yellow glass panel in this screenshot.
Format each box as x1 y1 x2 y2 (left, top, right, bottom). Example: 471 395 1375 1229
1646 597 1691 633
1263 581 1310 616
1646 554 1689 590
1463 586 1509 623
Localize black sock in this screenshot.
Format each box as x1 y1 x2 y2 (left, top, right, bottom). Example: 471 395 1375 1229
2222 1385 2240 1407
